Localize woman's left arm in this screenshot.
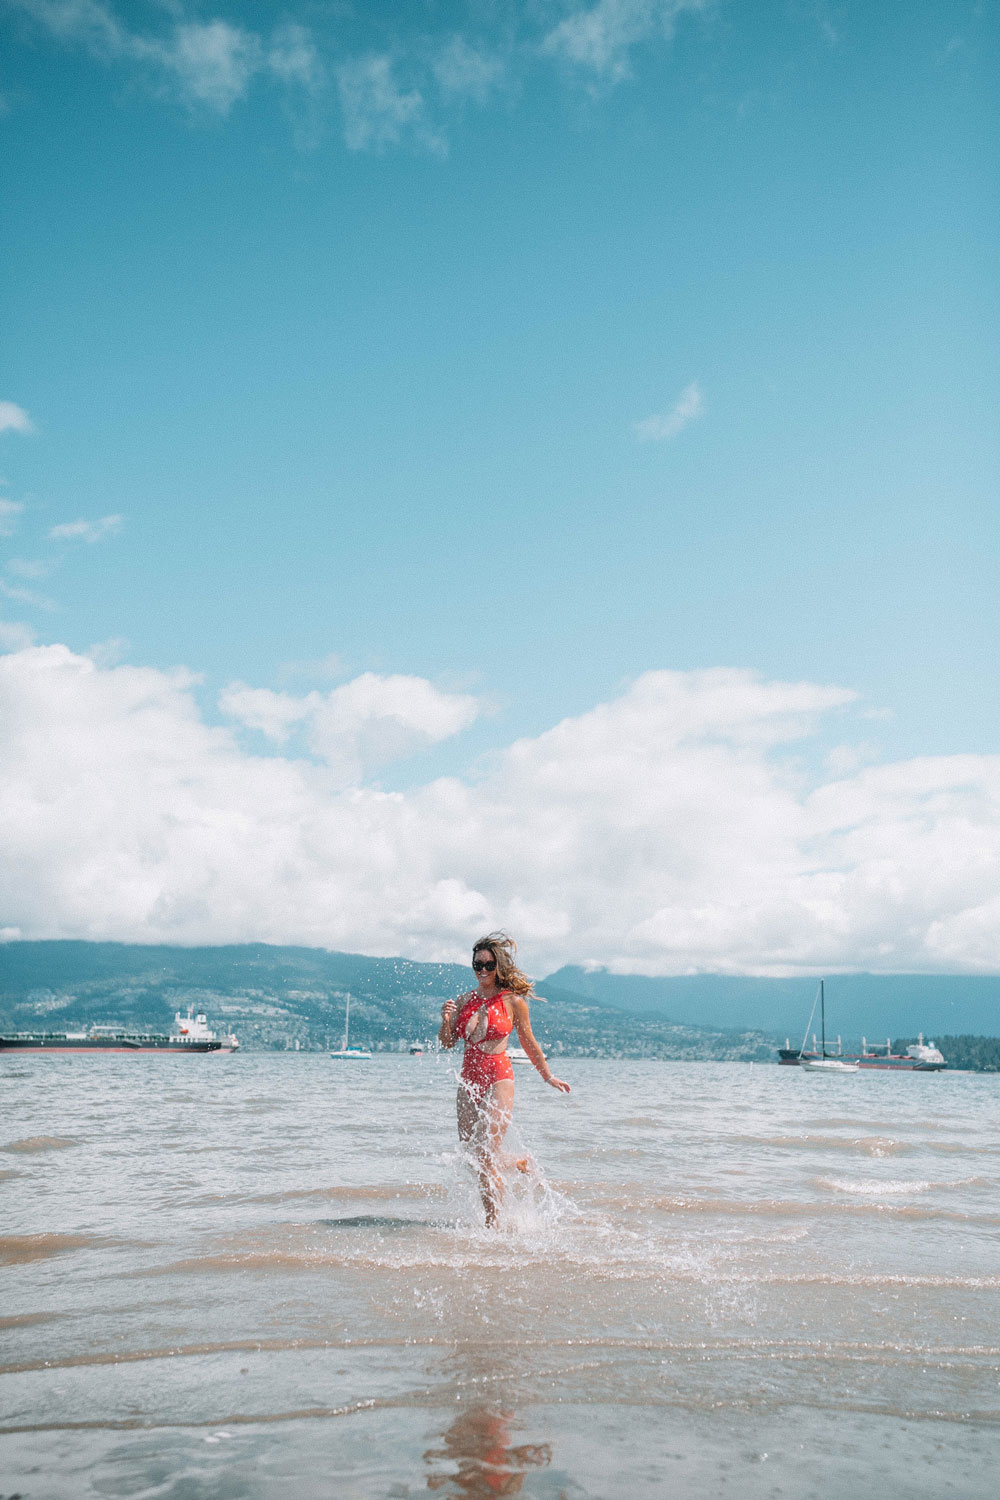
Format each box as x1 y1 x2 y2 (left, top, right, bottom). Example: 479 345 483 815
510 996 571 1093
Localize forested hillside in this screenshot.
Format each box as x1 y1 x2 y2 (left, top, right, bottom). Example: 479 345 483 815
0 942 775 1060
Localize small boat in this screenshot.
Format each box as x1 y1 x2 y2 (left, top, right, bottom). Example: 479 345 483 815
408 1042 425 1055
799 1055 860 1074
329 994 372 1060
797 982 859 1074
506 1045 532 1066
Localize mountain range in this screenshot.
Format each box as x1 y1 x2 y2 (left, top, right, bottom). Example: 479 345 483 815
1 942 997 1056
547 967 1000 1042
0 941 772 1060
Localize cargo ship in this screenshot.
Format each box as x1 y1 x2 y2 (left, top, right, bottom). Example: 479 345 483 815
0 1009 239 1054
778 1032 946 1071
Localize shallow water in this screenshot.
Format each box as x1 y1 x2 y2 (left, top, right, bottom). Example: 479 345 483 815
1 1055 998 1497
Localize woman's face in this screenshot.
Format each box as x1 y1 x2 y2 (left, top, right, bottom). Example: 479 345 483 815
472 949 498 989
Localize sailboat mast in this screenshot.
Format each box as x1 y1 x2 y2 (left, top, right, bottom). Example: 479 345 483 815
343 993 350 1052
820 979 826 1058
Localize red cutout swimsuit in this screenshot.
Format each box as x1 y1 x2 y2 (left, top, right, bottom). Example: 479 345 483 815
456 991 515 1095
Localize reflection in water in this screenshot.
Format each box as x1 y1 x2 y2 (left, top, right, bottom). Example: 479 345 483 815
425 1406 551 1496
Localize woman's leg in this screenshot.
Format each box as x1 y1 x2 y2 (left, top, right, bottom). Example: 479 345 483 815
457 1079 515 1227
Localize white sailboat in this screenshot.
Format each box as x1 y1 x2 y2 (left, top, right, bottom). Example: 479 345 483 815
798 981 860 1073
329 994 372 1060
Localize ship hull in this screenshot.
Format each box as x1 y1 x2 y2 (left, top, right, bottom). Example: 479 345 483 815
0 1036 221 1053
778 1048 945 1071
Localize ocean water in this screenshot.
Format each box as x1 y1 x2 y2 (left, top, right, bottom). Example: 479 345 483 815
1 1054 998 1498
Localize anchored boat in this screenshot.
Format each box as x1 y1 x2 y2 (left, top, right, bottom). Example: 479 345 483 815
795 981 859 1072
778 982 946 1071
0 1009 239 1054
329 994 372 1060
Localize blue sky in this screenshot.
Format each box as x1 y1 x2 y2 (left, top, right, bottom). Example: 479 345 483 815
1 1 998 970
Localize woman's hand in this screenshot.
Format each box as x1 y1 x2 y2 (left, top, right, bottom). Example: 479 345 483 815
545 1074 571 1094
439 999 457 1049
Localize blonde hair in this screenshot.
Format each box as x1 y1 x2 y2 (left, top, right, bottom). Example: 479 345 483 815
472 931 543 1000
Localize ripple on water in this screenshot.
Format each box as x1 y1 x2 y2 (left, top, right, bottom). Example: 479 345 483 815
0 1232 119 1265
1 1136 79 1153
816 1175 988 1196
737 1134 912 1157
1 1058 997 1493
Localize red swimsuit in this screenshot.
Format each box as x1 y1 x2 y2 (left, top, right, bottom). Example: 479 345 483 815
456 991 515 1095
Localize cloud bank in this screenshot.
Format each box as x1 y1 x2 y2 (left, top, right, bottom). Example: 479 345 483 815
7 1 709 151
2 643 999 975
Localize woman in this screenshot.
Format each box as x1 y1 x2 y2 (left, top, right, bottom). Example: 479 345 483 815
439 932 570 1227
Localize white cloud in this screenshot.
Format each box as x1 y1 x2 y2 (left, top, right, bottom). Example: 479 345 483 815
6 558 52 579
219 683 310 744
542 0 706 82
432 36 505 100
162 21 262 113
337 54 440 154
634 380 704 441
221 671 481 784
267 21 323 92
3 644 1000 975
9 1 320 115
48 513 122 543
7 0 123 54
0 579 56 610
0 401 34 435
307 673 481 780
10 1 711 147
0 499 25 537
85 636 129 667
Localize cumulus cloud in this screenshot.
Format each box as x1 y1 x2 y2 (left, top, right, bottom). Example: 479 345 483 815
0 401 34 435
337 54 441 154
48 513 122 543
634 380 704 441
220 671 481 784
542 0 706 82
2 644 999 974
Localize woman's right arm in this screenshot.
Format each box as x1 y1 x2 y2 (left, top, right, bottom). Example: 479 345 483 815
439 998 458 1049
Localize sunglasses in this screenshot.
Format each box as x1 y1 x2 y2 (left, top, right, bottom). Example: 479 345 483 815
472 958 497 973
